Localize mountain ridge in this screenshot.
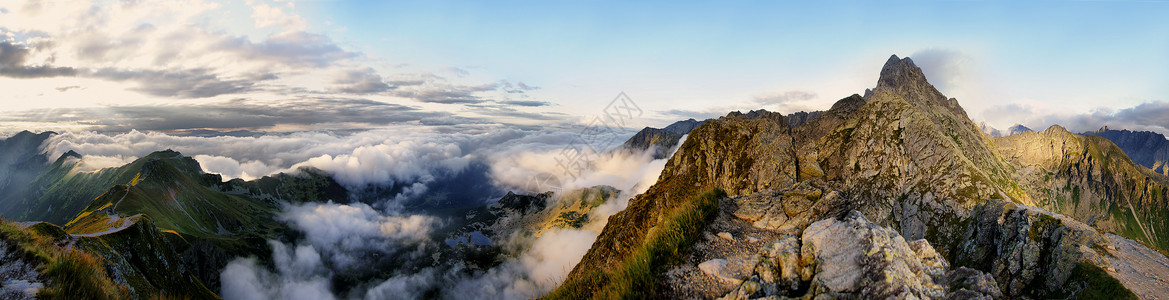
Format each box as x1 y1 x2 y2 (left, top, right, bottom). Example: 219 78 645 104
552 54 1167 299
1084 126 1169 176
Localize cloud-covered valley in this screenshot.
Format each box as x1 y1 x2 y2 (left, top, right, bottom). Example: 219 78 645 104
31 120 670 299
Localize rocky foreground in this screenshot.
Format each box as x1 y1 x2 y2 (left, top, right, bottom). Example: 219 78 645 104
673 187 1166 299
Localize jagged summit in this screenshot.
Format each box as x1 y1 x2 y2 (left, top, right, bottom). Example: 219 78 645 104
876 54 928 90
871 54 966 117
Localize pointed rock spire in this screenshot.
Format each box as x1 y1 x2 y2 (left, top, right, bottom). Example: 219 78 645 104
877 54 929 90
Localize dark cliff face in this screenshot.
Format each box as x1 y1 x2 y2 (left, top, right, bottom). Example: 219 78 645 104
1083 126 1169 176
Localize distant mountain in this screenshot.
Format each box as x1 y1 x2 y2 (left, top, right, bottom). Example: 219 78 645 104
0 131 55 216
1083 126 1169 176
978 122 1032 137
1008 124 1033 135
623 119 708 159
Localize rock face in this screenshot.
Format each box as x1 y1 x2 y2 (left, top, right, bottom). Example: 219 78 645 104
1084 126 1169 176
954 201 1101 298
0 239 43 300
718 211 1000 299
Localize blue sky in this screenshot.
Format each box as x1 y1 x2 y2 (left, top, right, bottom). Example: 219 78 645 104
1 0 1168 134
304 0 1169 128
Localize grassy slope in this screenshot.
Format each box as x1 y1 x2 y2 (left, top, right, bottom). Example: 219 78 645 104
64 151 282 255
0 218 130 300
8 150 186 225
545 188 724 299
70 214 221 300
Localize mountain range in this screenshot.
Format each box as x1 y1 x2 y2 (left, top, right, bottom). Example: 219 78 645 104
3 55 1169 299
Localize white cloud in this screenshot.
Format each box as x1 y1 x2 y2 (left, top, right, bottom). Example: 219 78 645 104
281 201 439 268
249 0 306 32
220 241 336 300
910 48 971 95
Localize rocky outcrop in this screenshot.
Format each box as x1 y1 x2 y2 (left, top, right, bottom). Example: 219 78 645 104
565 54 1027 291
718 211 1000 299
664 118 708 135
0 238 43 299
954 200 1149 299
1084 126 1169 176
954 201 1097 297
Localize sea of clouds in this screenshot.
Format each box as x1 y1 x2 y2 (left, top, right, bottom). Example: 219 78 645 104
38 124 679 299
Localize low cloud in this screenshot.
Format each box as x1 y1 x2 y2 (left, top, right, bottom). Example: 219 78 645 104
220 242 335 300
910 48 970 95
438 228 598 299
281 202 439 268
37 123 675 299
362 139 683 299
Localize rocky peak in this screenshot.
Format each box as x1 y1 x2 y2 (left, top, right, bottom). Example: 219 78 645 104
876 55 928 90
1043 124 1073 136
871 54 966 118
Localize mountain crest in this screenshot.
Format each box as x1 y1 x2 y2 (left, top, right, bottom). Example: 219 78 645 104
877 54 928 89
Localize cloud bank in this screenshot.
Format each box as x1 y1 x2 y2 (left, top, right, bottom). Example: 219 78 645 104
209 123 678 299
981 100 1169 136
